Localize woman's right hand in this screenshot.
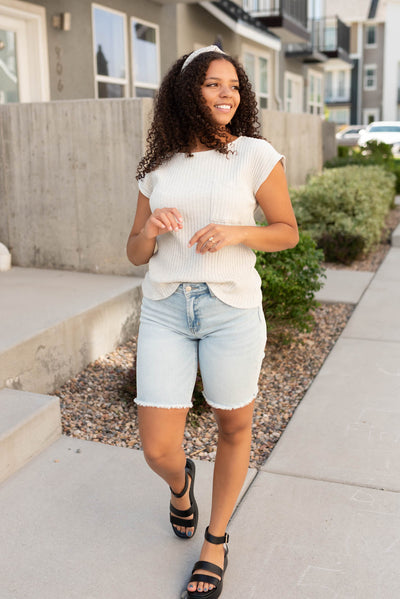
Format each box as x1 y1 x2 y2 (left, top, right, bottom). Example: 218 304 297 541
142 207 184 240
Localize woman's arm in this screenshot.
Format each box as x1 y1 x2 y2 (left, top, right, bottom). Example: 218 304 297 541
188 162 299 254
126 192 184 266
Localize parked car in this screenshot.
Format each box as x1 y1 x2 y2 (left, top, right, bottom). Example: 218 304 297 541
358 121 400 150
335 125 364 146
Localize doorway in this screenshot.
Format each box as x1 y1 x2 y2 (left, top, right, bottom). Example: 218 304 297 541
0 1 49 103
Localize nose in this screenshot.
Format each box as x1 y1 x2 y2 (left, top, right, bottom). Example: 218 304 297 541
219 84 232 97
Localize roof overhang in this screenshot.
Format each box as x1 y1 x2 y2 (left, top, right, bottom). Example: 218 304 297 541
200 1 282 52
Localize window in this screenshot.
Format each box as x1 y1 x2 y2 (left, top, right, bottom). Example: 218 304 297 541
327 107 350 125
131 18 159 98
308 70 323 115
324 26 336 51
366 25 376 46
92 5 128 98
243 50 270 109
284 72 303 113
337 71 345 98
364 65 377 90
325 71 333 99
324 69 351 102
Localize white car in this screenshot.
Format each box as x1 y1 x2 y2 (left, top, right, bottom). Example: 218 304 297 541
358 121 400 150
335 125 364 146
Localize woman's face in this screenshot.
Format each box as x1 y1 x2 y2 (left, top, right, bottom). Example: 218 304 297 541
200 59 240 127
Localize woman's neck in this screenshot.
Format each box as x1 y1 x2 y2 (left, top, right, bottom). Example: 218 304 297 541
190 133 238 153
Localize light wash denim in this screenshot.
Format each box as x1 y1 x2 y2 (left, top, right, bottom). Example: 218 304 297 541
135 283 267 410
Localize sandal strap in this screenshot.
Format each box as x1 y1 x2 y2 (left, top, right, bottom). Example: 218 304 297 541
169 471 189 498
189 574 220 586
204 526 229 545
169 503 195 518
170 514 195 527
192 561 223 577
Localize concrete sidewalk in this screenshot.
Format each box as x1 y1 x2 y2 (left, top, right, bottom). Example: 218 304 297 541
1 247 400 597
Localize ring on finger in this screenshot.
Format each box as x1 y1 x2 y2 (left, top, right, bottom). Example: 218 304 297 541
208 236 214 242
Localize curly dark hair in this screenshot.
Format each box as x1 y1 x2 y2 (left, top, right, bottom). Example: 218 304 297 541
136 51 262 180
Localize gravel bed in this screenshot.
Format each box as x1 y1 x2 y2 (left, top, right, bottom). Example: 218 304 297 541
56 203 400 468
56 302 353 469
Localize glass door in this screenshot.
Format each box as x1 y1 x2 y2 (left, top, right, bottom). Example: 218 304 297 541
0 27 19 103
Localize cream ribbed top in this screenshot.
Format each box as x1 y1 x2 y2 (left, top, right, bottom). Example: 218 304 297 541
138 136 284 308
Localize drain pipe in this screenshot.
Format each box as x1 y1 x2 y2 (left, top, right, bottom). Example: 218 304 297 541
274 48 283 111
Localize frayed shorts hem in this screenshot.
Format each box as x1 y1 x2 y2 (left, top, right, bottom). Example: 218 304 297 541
202 391 258 411
134 398 192 409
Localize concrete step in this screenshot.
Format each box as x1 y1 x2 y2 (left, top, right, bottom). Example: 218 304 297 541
0 388 61 484
0 267 143 394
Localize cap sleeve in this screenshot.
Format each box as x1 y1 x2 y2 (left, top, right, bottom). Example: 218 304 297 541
137 172 153 198
253 140 286 195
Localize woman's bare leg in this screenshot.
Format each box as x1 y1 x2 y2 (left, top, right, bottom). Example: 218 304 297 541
138 405 195 536
188 400 255 594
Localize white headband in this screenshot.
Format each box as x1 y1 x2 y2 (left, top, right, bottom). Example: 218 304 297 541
181 45 227 71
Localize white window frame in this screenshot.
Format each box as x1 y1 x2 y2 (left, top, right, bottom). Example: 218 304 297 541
92 3 129 99
324 68 351 102
364 64 377 91
308 69 323 115
242 46 271 110
363 108 379 125
0 0 49 102
284 72 303 113
365 24 377 48
130 16 160 98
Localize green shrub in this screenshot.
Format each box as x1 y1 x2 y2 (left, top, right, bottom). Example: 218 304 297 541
255 231 326 341
291 165 395 263
325 140 400 194
337 145 351 158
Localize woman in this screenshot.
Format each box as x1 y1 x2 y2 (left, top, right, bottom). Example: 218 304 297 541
126 46 298 599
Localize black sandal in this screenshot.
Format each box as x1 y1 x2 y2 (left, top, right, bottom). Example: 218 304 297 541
186 527 229 599
170 458 198 539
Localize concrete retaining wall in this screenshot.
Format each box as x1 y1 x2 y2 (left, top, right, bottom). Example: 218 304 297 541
0 99 335 275
260 110 336 187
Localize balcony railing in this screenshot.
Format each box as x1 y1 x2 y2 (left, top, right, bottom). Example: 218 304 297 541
286 16 351 63
311 16 350 56
243 0 307 28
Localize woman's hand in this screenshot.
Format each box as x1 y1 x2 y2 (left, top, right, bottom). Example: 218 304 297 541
142 207 184 240
188 224 244 254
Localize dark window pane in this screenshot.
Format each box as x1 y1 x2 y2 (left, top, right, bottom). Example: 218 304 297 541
135 87 156 98
94 8 126 79
98 82 124 98
132 22 158 85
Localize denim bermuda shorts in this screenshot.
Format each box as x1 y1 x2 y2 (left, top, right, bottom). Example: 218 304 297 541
135 283 267 410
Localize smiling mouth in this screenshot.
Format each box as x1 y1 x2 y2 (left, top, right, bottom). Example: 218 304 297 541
214 104 232 111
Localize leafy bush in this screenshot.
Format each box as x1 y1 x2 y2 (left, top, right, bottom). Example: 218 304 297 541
291 165 395 264
325 140 400 194
255 231 326 341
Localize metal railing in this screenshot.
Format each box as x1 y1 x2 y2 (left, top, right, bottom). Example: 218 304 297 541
310 16 350 54
242 0 307 28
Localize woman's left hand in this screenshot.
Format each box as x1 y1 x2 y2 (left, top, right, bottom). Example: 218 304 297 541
188 224 243 254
